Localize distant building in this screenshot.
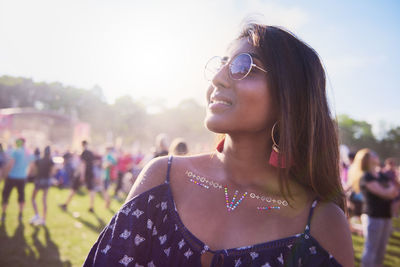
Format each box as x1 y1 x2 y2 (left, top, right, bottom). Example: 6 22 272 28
0 107 90 151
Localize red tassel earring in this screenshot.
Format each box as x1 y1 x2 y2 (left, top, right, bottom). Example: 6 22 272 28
216 138 225 153
269 122 286 168
216 127 287 168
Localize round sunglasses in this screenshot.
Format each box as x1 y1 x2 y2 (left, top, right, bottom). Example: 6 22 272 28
204 53 268 81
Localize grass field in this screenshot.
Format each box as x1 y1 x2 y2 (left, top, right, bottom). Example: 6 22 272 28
0 182 122 267
1 182 400 266
352 216 400 267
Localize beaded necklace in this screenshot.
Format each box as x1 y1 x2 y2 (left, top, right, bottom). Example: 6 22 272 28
185 170 288 211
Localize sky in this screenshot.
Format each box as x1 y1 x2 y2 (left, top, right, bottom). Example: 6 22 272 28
0 0 399 135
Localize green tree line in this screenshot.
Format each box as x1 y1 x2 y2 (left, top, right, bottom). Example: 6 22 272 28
1 75 399 159
338 114 400 160
0 75 213 150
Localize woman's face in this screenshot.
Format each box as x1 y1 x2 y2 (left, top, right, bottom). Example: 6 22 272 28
204 38 277 134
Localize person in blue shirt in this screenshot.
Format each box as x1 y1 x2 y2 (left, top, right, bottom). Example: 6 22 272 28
102 146 116 208
1 138 34 222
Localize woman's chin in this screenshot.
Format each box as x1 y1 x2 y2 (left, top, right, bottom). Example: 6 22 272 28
204 117 228 134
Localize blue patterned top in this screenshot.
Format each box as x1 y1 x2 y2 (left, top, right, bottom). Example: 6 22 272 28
84 157 342 267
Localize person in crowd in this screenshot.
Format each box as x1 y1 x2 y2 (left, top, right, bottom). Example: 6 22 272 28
27 147 41 183
127 149 146 190
114 149 134 200
382 158 397 180
34 148 40 160
102 146 116 207
58 151 74 187
1 138 34 222
89 154 108 209
153 133 169 158
133 149 145 167
348 149 398 267
60 140 96 213
92 154 102 189
341 151 355 188
84 23 353 266
30 146 55 226
169 138 189 156
382 158 400 217
339 145 350 187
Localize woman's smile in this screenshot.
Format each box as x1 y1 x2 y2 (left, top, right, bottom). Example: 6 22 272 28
208 94 233 112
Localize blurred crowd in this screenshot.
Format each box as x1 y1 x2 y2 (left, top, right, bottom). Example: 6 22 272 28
341 148 399 266
0 133 188 226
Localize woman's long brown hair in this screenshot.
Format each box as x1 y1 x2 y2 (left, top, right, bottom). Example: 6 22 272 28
239 24 345 211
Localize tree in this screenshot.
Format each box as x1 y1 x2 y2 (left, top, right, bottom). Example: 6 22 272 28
337 114 378 153
378 127 400 159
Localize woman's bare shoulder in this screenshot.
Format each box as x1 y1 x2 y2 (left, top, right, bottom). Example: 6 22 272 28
125 153 215 202
169 152 217 169
125 156 169 202
310 201 354 267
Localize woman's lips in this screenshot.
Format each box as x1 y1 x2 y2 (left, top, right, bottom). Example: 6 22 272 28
208 98 232 112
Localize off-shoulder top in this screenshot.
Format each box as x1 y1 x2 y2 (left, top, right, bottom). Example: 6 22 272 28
84 156 342 267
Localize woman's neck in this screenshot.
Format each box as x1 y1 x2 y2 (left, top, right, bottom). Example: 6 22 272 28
215 134 283 191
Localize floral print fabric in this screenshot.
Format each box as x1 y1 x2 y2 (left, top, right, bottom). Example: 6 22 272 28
84 158 342 267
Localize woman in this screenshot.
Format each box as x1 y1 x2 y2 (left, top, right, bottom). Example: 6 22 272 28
85 23 353 266
349 149 398 267
30 146 55 226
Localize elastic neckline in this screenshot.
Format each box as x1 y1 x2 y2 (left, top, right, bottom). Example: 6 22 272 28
166 184 303 256
164 155 319 256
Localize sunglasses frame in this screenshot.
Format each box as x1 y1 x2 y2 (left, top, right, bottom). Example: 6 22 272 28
205 52 268 81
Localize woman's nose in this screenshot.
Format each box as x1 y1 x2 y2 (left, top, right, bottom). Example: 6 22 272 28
211 63 230 89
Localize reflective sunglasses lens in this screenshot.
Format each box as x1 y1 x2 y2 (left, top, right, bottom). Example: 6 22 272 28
230 54 252 80
204 56 222 81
